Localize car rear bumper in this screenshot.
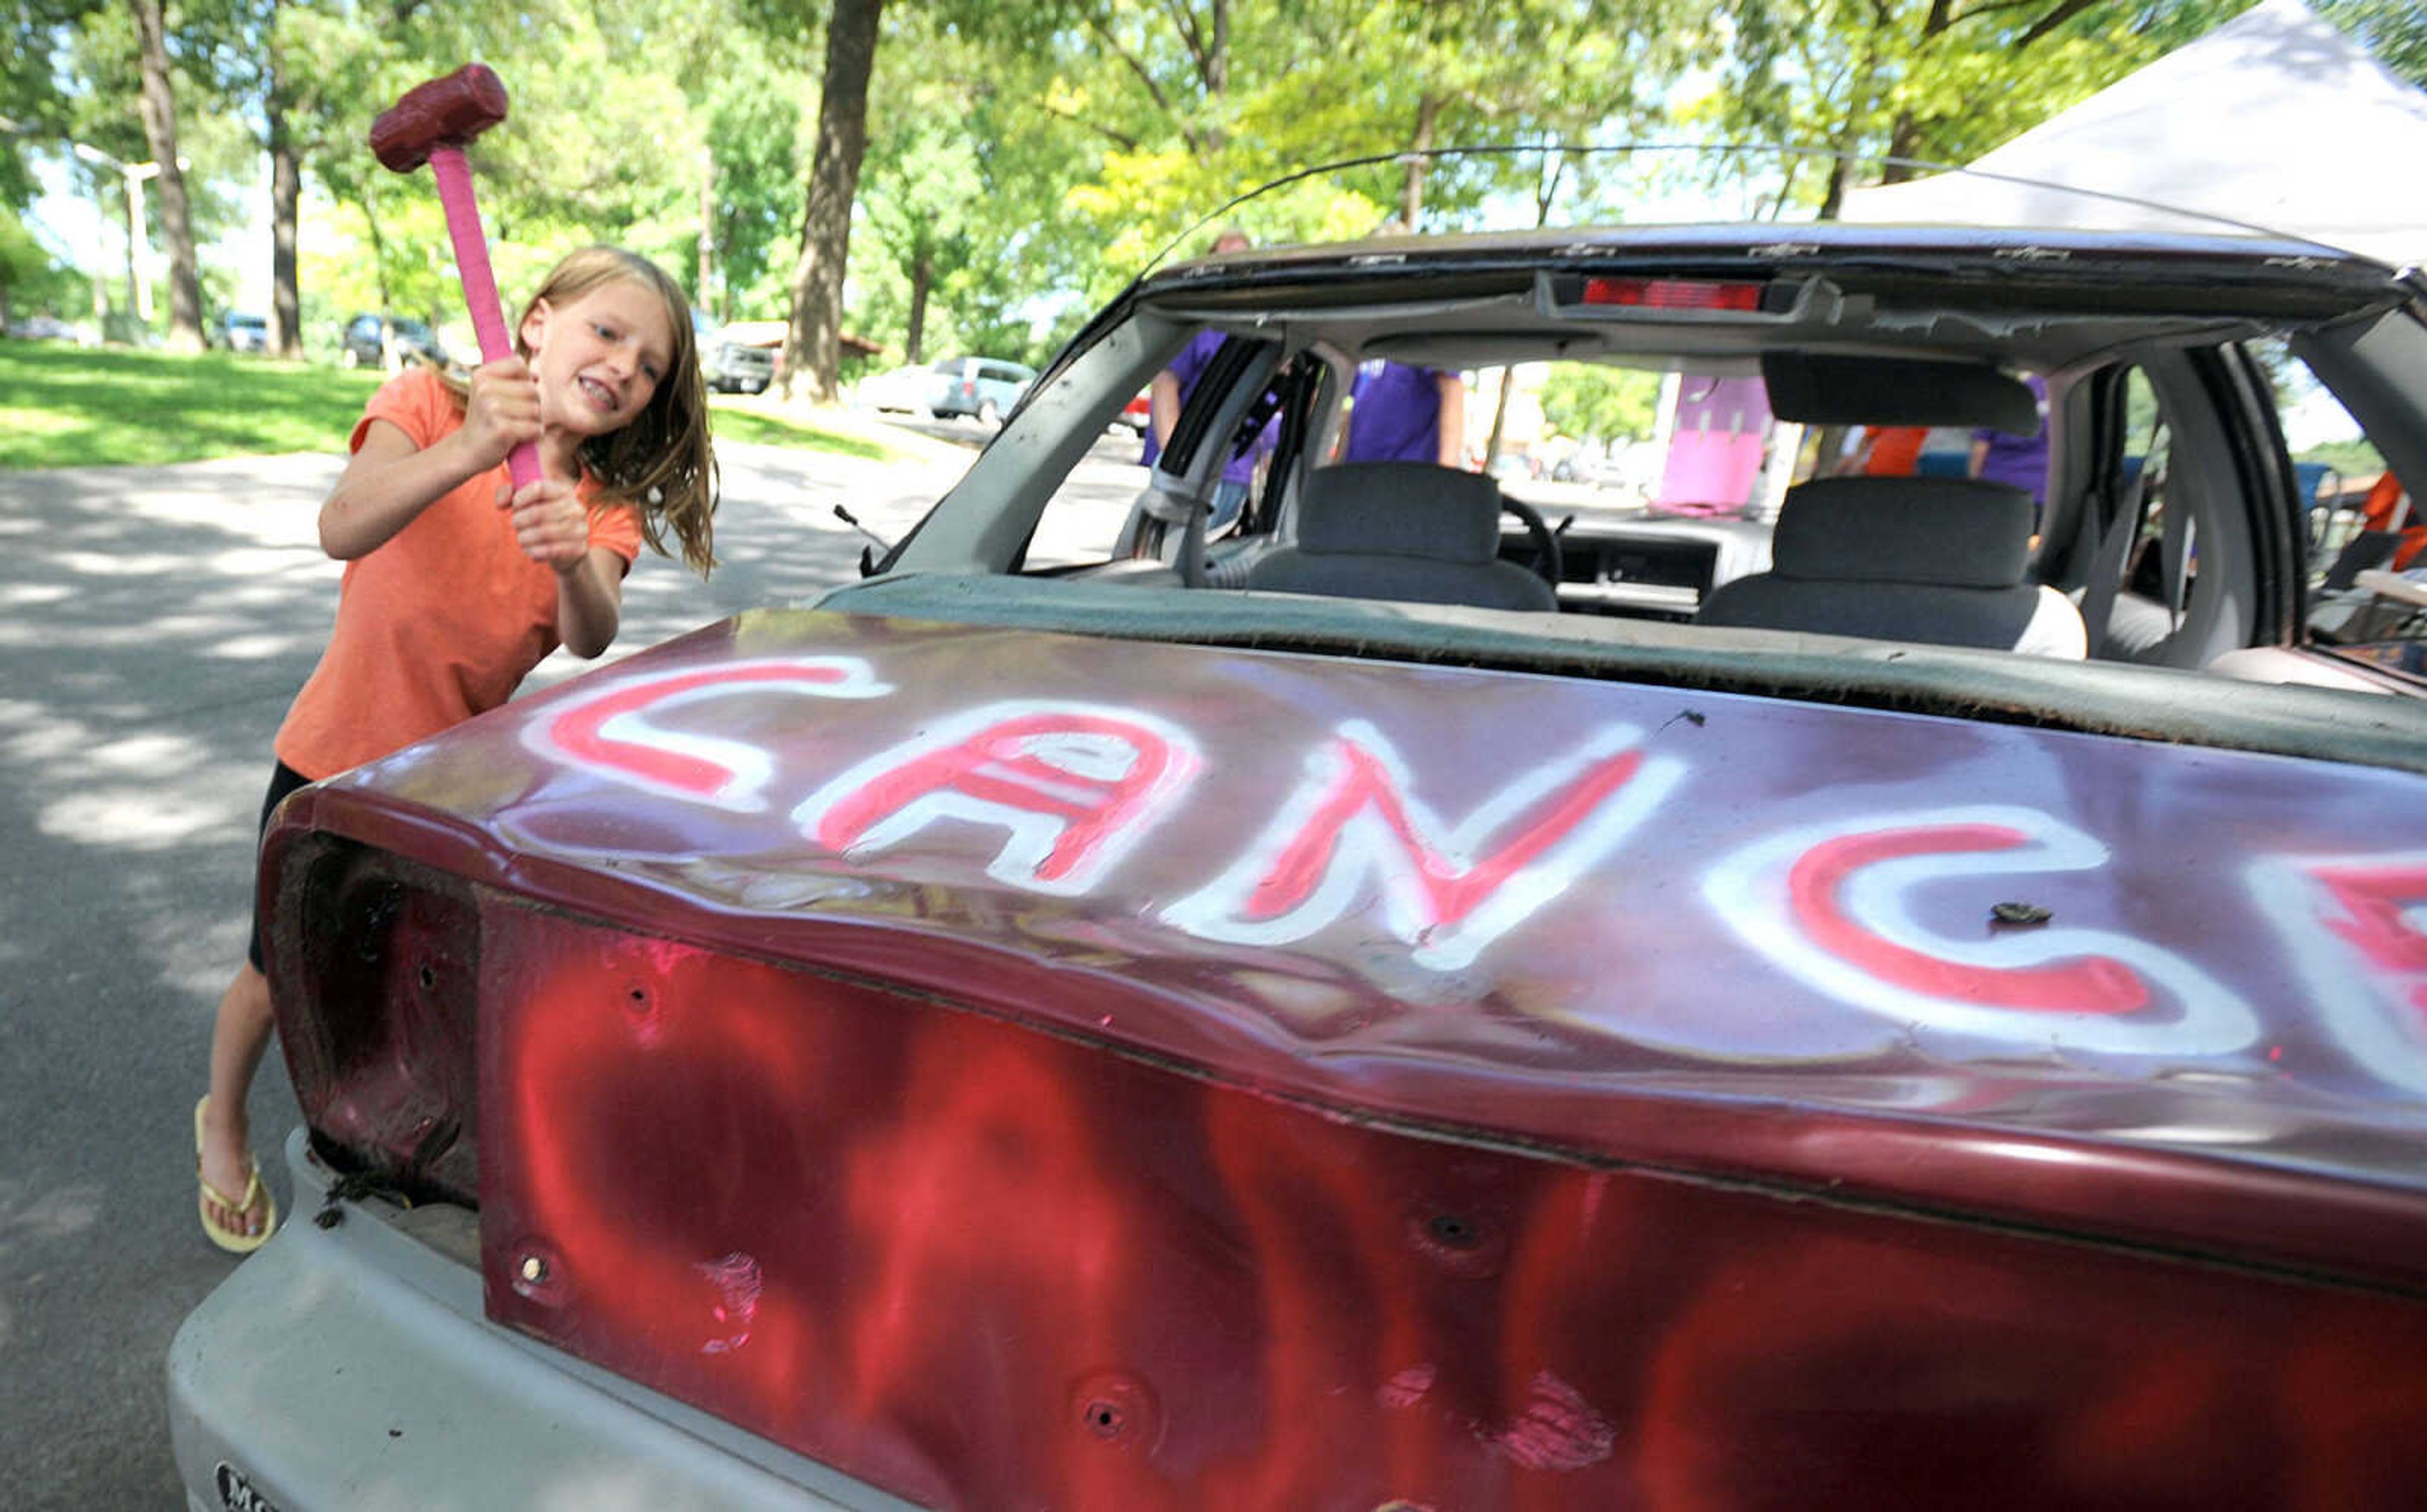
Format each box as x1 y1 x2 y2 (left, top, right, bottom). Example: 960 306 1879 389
167 1130 915 1512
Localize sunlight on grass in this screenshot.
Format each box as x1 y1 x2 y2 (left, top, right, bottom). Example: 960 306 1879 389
0 408 79 437
2 340 928 471
0 342 382 469
705 392 940 463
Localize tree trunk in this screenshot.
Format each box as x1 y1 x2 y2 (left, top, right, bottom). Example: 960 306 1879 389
1817 155 1848 221
780 0 884 405
1816 33 1880 222
1763 159 1798 222
130 0 204 351
271 143 300 355
363 203 390 313
1207 0 1227 96
906 244 930 365
698 147 715 311
1198 0 1232 152
267 23 301 358
1485 368 1514 468
1881 111 1923 185
1399 96 1439 229
119 179 140 320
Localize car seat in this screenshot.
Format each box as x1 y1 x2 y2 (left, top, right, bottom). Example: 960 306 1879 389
1243 462 1557 612
1696 476 2086 656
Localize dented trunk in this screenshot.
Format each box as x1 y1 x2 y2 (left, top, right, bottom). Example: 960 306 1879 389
261 608 2427 1506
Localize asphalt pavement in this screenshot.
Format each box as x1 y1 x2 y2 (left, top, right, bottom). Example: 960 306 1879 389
0 414 1147 1505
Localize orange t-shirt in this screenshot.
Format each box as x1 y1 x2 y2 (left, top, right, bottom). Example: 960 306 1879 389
1859 426 1928 477
2360 471 2427 571
275 367 643 778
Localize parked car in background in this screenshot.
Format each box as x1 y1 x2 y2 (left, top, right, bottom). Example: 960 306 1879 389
1485 451 1543 483
693 308 776 395
211 311 269 353
925 354 1036 425
853 361 937 417
1116 389 1152 432
4 313 94 344
339 313 447 370
173 188 2427 1509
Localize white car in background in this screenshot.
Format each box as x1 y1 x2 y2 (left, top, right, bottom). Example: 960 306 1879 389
853 362 938 416
692 309 777 395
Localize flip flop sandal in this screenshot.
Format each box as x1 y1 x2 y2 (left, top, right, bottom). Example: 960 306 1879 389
195 1096 277 1255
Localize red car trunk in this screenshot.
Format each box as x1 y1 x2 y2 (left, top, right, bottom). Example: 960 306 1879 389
262 611 2427 1508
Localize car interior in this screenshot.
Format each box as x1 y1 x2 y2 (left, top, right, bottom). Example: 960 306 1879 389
868 255 2427 716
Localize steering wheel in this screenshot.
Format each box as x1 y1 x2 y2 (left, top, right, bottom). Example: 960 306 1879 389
1502 496 1563 588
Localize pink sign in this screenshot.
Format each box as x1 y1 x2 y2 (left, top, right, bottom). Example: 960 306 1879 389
1657 375 1770 510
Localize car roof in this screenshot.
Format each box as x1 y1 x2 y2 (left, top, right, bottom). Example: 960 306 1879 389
1094 221 2407 382
1145 221 2398 283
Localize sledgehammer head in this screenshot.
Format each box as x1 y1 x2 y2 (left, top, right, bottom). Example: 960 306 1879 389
369 63 510 172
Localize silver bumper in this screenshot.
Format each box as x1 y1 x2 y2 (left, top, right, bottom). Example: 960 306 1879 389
167 1129 917 1511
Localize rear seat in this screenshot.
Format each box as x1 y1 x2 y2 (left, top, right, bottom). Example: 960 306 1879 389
1696 476 2087 656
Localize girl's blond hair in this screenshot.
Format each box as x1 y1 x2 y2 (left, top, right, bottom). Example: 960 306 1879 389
437 245 719 575
526 247 717 574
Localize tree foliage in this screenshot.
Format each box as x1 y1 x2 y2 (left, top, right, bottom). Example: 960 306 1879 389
1539 363 1664 444
12 0 2418 382
2320 0 2427 87
1693 1 2252 216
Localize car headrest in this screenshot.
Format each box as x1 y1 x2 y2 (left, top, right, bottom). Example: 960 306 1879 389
1761 352 2041 437
1772 476 2035 588
1299 462 1501 564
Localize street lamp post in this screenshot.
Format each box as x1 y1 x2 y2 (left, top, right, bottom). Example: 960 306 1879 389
71 143 168 324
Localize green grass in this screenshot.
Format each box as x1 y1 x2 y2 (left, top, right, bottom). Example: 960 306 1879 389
0 339 912 470
702 391 898 461
0 341 386 468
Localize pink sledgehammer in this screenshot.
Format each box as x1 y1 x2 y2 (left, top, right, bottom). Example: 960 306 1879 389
369 64 539 490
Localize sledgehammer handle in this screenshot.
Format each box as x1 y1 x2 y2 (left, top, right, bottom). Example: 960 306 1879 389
428 145 540 490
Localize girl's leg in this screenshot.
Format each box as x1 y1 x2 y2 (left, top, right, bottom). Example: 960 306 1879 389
202 759 310 1243
198 960 276 1238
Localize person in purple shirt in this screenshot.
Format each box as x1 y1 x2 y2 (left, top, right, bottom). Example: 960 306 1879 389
1971 372 2051 511
1341 358 1466 467
1142 231 1274 533
1146 327 1279 532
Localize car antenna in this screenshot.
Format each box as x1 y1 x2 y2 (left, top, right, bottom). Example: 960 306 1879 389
1138 141 2349 281
833 504 894 578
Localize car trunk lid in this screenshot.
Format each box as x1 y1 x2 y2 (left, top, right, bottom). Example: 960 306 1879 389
262 608 2427 1504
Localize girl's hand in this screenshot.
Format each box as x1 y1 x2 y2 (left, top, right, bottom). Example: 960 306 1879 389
463 357 541 472
500 476 592 571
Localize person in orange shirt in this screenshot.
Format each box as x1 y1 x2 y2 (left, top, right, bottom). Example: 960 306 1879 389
193 246 719 1252
1851 425 1928 477
2359 469 2426 571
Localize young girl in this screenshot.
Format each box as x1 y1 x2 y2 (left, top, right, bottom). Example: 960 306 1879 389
195 245 718 1252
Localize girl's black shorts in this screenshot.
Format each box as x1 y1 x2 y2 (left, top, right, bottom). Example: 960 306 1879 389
246 760 315 972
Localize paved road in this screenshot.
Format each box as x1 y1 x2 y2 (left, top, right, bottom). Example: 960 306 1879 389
0 418 1148 1505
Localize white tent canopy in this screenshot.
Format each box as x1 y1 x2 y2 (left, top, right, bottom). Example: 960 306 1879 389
1840 0 2427 269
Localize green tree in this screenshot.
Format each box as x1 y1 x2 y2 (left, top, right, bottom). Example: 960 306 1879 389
273 1 712 347
2320 0 2427 85
0 212 92 326
702 66 804 320
3 0 109 207
0 0 102 328
1539 363 1663 444
778 0 883 402
845 6 1104 366
183 0 327 353
1010 0 1708 309
1280 0 1684 229
859 119 979 363
128 0 206 348
1700 1 2242 217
